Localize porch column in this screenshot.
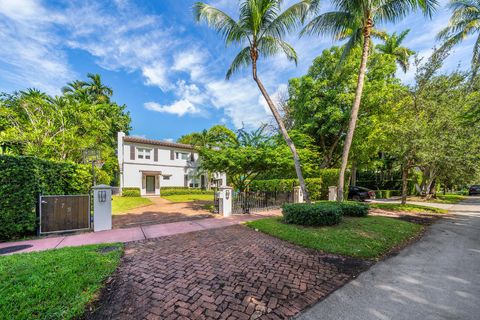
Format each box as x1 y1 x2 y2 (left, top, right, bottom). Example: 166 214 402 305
328 186 338 201
218 186 233 217
293 186 304 203
92 184 112 232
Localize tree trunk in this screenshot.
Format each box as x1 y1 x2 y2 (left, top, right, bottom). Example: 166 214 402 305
351 163 357 187
337 23 372 201
251 53 310 203
401 165 409 205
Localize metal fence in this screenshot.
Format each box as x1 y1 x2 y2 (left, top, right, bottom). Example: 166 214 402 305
232 190 293 214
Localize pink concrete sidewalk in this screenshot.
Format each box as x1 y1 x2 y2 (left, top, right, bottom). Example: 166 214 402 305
0 210 281 255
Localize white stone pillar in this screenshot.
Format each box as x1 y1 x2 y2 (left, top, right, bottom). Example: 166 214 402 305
92 184 112 232
293 186 304 203
219 186 233 217
328 186 338 201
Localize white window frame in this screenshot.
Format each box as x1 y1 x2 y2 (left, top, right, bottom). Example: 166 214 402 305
176 152 189 160
137 148 152 160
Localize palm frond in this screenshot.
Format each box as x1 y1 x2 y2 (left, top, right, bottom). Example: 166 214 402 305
226 46 252 80
258 36 298 64
193 2 246 44
263 0 313 39
301 11 355 38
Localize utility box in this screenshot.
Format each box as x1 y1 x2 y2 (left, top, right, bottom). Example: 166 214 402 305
92 184 112 232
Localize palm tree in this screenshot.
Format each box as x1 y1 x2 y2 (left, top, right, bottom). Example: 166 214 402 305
85 73 113 103
377 29 415 72
194 0 318 202
302 0 437 201
437 0 480 78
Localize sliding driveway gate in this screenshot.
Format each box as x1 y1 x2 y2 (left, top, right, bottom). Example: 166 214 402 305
39 195 91 234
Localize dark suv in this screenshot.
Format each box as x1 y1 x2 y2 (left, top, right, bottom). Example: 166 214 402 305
469 185 480 196
348 186 376 201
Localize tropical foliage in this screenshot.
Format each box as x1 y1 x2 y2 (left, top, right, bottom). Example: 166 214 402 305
0 74 131 184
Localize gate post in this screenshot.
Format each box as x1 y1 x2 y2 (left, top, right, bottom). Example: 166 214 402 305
328 186 338 201
219 186 233 217
92 184 112 232
293 186 304 203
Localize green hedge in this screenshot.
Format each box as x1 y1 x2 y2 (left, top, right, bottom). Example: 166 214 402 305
282 203 343 226
160 187 215 196
0 155 100 240
339 201 369 217
374 190 402 199
249 169 348 201
121 187 141 197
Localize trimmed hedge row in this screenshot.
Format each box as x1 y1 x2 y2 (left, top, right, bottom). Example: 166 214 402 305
122 187 141 197
282 201 369 226
160 187 215 196
249 169 349 201
0 155 102 240
374 190 402 199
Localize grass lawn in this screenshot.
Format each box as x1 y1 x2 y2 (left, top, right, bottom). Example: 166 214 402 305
369 203 447 214
0 244 122 320
112 196 152 214
425 194 465 204
246 216 423 259
162 194 214 202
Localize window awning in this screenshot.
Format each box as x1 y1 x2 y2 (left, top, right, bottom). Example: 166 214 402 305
139 170 162 175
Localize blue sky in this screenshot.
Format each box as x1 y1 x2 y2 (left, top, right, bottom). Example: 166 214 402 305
0 0 475 141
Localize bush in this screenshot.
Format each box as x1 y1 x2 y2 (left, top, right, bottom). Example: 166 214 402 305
249 169 349 201
0 155 97 240
121 187 141 197
374 190 402 199
339 201 369 217
160 187 214 196
282 203 343 226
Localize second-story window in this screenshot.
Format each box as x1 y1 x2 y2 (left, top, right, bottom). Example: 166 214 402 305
176 152 189 160
137 148 151 160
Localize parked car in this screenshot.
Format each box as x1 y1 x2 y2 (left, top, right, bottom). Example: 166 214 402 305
348 186 376 201
469 185 480 196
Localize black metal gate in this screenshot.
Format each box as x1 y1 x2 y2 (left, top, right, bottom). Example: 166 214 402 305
39 195 91 234
232 190 293 214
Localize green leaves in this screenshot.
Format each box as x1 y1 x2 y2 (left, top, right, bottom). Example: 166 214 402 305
194 0 314 78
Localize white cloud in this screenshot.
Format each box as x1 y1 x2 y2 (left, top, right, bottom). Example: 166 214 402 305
144 100 200 116
142 62 172 91
173 49 208 81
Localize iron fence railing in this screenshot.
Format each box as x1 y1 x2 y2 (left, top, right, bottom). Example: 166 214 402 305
232 190 293 214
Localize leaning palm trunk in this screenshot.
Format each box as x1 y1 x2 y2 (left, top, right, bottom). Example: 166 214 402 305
337 23 372 201
252 57 310 203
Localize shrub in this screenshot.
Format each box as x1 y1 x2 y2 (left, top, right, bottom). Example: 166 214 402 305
339 201 369 217
282 203 342 226
0 155 97 240
374 190 402 199
249 169 349 201
160 187 214 196
121 187 141 197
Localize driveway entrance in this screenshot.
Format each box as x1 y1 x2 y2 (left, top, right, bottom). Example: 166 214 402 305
113 197 214 228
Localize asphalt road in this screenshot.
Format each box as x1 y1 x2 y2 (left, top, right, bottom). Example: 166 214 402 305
297 197 480 320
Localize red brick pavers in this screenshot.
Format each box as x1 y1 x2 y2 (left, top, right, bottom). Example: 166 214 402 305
86 225 370 320
113 198 214 228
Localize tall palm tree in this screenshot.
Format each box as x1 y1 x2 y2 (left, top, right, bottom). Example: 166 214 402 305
194 0 318 202
302 0 437 201
377 29 415 72
437 0 480 78
85 73 113 103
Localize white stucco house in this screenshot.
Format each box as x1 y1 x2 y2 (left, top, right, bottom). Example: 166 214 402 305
117 132 226 196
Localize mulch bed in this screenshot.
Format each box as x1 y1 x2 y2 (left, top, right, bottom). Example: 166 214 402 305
84 225 371 320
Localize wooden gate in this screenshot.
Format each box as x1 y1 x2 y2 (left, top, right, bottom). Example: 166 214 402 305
39 195 91 234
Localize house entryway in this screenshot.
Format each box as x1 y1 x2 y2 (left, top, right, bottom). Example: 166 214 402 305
146 176 155 195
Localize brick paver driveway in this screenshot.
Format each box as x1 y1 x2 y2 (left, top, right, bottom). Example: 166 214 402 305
113 197 214 228
87 225 370 319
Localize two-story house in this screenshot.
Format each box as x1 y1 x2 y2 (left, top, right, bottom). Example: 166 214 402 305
117 132 226 196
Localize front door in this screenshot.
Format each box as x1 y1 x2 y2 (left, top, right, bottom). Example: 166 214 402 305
146 176 155 194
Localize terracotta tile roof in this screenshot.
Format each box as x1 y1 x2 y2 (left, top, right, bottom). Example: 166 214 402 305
123 136 195 150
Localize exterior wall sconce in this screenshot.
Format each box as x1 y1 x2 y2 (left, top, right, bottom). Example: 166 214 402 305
225 189 230 200
98 190 107 202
